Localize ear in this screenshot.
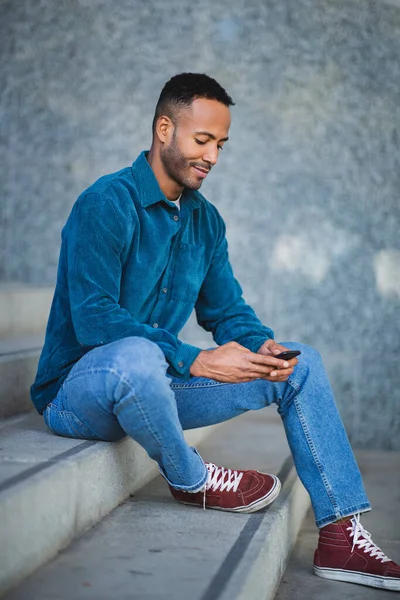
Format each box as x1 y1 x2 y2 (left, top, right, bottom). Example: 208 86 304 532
154 115 174 145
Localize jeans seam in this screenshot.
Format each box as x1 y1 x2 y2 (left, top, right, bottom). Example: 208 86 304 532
109 369 188 481
170 381 229 389
287 375 300 392
293 395 341 514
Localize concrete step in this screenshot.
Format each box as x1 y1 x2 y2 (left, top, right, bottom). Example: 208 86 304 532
0 285 53 339
0 335 44 420
2 410 310 600
275 450 400 600
0 411 219 596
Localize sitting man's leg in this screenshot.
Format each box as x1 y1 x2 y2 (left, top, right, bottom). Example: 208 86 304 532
171 341 400 591
43 336 400 589
43 336 280 511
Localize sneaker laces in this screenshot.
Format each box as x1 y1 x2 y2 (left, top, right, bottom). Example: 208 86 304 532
201 463 244 510
348 514 391 563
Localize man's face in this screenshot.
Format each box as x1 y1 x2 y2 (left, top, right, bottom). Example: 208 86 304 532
160 98 231 190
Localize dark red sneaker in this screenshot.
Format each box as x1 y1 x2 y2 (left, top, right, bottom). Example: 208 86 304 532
314 514 400 591
169 461 281 513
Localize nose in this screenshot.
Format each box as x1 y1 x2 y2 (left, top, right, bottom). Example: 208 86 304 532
202 145 219 166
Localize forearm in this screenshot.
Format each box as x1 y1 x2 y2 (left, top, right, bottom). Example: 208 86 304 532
197 294 273 351
195 218 273 350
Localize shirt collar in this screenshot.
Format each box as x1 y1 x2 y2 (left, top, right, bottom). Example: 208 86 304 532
131 151 202 211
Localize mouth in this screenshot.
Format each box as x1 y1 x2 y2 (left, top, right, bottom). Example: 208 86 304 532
192 165 210 179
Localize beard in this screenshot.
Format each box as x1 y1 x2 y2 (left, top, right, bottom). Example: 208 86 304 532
160 130 206 190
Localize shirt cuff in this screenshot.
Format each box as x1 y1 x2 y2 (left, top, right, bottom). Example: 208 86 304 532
239 333 274 353
168 342 202 379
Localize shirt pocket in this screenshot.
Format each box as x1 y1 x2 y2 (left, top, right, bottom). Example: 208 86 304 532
170 243 205 303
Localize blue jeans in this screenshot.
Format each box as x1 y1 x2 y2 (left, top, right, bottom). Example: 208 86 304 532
43 337 370 527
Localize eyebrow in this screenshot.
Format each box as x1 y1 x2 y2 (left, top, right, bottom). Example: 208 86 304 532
195 131 229 142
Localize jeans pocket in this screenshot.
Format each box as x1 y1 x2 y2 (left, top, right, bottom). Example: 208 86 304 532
44 403 99 440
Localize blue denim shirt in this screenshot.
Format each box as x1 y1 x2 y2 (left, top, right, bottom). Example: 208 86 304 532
31 151 273 413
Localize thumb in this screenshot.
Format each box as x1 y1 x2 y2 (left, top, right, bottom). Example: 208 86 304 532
270 342 288 355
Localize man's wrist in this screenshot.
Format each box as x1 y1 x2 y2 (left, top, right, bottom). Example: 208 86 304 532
190 349 211 378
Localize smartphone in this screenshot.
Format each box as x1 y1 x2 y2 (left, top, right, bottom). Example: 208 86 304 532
275 350 301 361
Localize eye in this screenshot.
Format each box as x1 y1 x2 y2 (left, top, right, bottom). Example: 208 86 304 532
217 145 224 151
195 139 206 145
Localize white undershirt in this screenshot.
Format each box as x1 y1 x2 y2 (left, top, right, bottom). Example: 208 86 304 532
170 193 182 210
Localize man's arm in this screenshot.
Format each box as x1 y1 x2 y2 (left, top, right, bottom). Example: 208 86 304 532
194 211 273 351
192 208 297 382
66 192 201 378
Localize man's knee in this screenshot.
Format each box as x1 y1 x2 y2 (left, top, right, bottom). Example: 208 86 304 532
97 336 167 378
281 341 322 368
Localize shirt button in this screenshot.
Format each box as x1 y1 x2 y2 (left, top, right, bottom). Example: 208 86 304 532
162 287 168 293
152 322 158 328
178 361 184 368
173 215 179 222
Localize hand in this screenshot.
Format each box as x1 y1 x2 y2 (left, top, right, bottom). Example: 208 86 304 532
257 339 298 382
190 341 292 383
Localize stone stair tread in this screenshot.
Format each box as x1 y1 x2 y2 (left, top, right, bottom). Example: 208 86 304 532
2 410 310 600
0 413 87 486
0 411 219 595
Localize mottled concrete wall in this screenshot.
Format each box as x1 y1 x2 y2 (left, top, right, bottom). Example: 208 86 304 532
1 0 399 449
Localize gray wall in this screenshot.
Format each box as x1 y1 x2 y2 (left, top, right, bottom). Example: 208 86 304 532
1 0 399 449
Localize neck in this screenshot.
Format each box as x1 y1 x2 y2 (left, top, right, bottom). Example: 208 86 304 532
147 147 184 201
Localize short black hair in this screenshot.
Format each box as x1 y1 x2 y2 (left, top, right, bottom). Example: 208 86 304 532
152 72 234 133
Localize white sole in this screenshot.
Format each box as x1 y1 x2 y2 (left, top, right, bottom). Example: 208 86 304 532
314 565 400 591
179 474 281 514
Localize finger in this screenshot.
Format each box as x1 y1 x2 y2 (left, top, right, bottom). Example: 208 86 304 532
260 340 288 356
278 357 298 368
270 342 290 355
270 357 298 371
231 365 274 380
245 361 282 376
269 366 294 377
235 374 264 383
260 373 289 382
249 354 290 369
241 368 274 380
247 369 274 379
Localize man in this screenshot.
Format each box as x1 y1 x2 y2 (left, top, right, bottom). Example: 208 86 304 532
31 73 399 591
